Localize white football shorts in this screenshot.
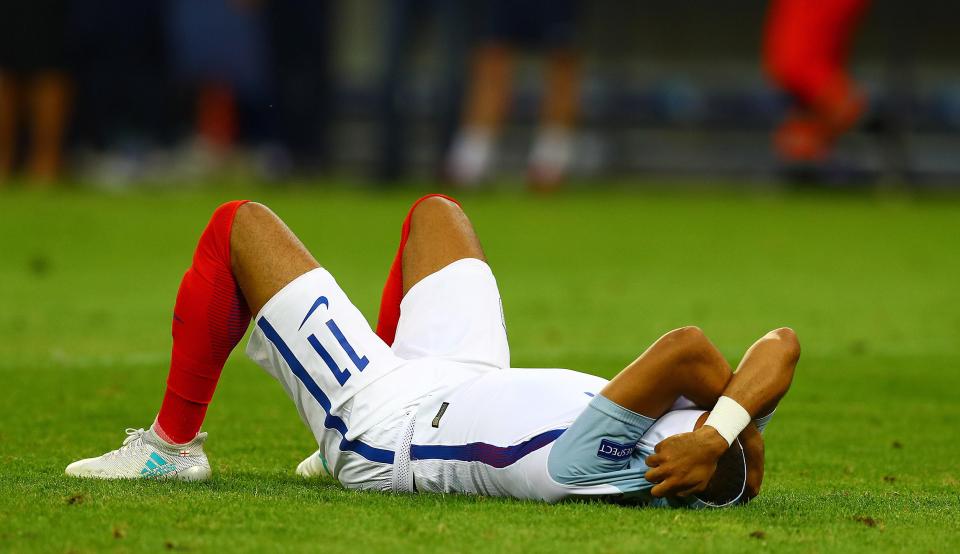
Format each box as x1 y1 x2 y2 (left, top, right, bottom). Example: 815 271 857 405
246 258 506 491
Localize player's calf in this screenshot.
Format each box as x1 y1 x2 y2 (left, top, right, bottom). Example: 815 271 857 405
156 200 253 446
159 200 318 445
67 201 249 479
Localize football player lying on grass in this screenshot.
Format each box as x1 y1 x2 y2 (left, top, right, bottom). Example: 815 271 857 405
67 195 799 507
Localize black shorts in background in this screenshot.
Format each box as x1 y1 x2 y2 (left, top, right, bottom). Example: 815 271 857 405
0 0 68 73
484 0 580 50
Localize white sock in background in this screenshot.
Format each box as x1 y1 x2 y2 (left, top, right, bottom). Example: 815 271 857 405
447 127 495 188
528 126 573 188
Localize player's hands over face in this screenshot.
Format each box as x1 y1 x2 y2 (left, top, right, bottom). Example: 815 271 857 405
644 427 728 498
739 423 765 500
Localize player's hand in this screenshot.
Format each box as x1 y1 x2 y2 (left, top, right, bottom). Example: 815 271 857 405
739 423 765 500
644 426 728 498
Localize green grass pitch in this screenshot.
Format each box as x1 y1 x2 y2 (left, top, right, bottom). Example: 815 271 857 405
1 185 958 553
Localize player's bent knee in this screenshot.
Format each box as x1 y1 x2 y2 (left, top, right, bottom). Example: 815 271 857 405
209 200 250 227
234 200 270 219
231 202 278 234
410 195 464 221
198 200 252 265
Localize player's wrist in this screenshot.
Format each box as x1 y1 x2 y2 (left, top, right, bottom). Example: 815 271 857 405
696 425 730 457
703 396 752 447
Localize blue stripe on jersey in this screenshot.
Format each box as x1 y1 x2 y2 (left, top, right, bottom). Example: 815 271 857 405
410 428 565 469
256 316 395 465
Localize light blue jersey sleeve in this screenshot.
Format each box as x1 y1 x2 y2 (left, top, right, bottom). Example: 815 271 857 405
754 410 775 434
547 395 746 508
547 395 661 500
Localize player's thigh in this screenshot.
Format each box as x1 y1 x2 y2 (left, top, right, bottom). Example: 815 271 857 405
231 202 320 315
395 197 507 368
402 196 485 294
246 266 401 455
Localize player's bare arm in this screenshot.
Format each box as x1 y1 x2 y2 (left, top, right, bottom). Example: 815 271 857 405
739 422 765 499
594 326 767 500
601 326 733 417
644 328 800 498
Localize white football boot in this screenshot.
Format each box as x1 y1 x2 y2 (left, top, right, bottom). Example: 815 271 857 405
65 427 211 481
295 449 332 478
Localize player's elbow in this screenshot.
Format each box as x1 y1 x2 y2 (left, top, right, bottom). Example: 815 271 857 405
769 327 801 367
661 326 714 363
668 325 705 340
663 326 707 350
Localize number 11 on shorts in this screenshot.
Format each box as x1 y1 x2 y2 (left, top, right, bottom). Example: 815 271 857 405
307 319 369 386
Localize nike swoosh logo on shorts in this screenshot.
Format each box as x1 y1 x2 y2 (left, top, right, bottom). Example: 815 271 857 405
299 296 329 330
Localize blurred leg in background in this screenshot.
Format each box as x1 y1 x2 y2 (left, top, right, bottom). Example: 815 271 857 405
447 0 582 189
528 41 580 191
0 74 18 181
167 0 272 176
26 72 72 182
447 42 513 187
764 0 872 164
0 0 72 185
70 0 171 186
196 83 238 156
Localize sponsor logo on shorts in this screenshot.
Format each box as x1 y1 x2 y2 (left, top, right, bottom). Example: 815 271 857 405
597 439 634 461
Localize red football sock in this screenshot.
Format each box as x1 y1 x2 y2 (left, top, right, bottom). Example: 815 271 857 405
155 200 251 444
375 194 460 345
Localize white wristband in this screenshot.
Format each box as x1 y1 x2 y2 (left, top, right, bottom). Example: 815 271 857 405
704 396 751 446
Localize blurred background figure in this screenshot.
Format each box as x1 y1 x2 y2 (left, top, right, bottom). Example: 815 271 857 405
447 0 582 190
2 0 957 188
764 0 872 166
265 0 335 174
375 0 472 182
0 0 72 184
70 0 170 185
166 0 276 177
